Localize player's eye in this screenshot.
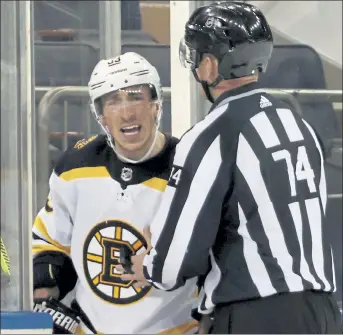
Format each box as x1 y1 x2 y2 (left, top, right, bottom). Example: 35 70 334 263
105 96 122 106
128 93 144 101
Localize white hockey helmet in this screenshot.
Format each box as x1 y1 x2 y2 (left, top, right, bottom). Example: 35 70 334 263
88 52 163 121
87 52 163 164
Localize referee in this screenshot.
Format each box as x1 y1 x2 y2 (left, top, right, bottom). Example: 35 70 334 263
122 2 341 333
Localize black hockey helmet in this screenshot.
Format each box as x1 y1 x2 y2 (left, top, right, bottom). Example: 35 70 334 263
179 1 273 102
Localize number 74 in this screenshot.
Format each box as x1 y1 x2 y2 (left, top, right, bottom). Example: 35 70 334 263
272 146 317 197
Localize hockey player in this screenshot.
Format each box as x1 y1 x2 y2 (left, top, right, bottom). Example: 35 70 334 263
122 2 341 334
32 52 198 334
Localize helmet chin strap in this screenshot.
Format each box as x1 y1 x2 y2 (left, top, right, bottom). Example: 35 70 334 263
108 127 159 165
192 69 223 103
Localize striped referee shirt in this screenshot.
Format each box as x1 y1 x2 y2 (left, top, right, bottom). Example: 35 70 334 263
143 81 337 315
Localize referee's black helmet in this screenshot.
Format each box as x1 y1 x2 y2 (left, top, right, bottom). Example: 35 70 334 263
179 1 273 101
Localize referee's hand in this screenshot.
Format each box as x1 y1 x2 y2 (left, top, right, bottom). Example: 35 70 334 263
118 226 152 288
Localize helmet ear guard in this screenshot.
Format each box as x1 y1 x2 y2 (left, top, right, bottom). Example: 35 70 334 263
217 42 271 80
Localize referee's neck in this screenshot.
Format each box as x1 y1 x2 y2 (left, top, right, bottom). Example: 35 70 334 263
212 75 258 99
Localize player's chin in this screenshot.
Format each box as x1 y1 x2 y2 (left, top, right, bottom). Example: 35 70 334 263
117 135 149 153
121 142 146 154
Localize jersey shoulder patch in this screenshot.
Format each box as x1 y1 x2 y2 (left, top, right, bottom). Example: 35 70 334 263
54 135 109 176
73 135 98 150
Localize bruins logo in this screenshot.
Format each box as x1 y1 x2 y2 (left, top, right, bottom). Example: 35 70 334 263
74 135 97 150
83 220 151 305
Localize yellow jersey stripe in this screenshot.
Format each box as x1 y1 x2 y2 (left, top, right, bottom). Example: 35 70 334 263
60 167 110 181
32 244 70 256
142 177 168 192
33 216 71 255
59 167 167 194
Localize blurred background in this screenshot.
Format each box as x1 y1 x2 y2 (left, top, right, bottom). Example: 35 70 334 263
1 0 342 316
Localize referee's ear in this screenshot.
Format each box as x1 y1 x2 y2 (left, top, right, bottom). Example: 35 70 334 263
197 55 219 84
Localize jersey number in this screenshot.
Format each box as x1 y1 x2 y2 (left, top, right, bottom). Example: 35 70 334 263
169 166 182 188
272 145 317 197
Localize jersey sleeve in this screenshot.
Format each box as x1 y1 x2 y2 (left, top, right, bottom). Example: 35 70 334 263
32 170 77 298
32 171 75 257
143 127 236 291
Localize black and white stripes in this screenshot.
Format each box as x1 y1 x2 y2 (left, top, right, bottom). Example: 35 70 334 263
143 82 337 314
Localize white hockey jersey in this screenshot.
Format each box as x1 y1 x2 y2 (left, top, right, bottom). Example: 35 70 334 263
32 135 198 334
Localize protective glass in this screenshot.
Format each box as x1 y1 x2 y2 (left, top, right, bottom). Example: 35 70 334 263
179 37 198 69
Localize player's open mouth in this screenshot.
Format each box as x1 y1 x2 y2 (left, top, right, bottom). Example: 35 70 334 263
120 125 141 135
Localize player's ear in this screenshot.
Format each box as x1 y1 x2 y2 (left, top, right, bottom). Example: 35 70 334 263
152 102 160 120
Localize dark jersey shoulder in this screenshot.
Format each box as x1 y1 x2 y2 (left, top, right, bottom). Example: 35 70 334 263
125 134 179 184
144 134 179 168
54 134 109 176
168 135 179 149
54 133 179 186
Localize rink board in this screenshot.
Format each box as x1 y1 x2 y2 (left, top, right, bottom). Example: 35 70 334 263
0 312 53 334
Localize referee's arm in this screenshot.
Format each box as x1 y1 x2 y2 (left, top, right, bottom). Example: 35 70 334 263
143 131 234 291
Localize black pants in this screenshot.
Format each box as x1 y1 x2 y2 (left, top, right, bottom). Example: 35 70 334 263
211 291 342 334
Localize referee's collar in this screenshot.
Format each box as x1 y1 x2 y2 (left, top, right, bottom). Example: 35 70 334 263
208 81 262 114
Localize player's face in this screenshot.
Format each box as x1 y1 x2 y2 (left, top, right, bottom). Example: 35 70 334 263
101 85 159 159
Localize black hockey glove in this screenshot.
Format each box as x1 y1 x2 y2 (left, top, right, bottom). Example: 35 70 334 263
33 252 78 301
33 297 81 334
